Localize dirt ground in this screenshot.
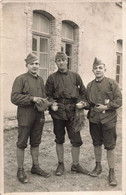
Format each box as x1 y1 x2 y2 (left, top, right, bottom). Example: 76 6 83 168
4 108 122 193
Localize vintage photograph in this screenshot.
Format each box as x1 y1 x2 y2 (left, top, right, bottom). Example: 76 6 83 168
1 0 125 194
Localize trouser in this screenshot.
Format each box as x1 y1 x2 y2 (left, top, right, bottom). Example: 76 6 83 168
89 119 117 150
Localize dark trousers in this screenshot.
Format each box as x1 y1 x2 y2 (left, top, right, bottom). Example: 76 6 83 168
53 118 83 147
89 118 117 150
17 108 45 149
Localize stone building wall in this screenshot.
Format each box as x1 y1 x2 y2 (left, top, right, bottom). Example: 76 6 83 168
1 1 122 116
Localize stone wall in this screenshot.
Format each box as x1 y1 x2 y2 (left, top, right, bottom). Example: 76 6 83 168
1 2 122 115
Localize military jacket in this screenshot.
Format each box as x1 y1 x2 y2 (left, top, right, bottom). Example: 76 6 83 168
87 77 122 124
11 72 46 125
46 70 88 120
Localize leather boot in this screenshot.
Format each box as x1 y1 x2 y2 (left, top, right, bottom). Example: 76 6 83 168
108 168 117 186
17 168 28 184
71 163 89 175
89 162 102 177
55 162 65 176
31 164 50 178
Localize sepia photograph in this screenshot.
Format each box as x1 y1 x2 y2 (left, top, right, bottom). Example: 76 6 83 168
0 0 126 194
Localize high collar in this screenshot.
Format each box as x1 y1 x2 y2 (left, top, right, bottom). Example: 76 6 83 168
57 69 68 74
27 71 38 78
95 76 105 83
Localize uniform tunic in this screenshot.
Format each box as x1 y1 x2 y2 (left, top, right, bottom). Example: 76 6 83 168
46 70 88 120
46 70 88 147
87 77 122 150
87 77 122 124
11 72 46 149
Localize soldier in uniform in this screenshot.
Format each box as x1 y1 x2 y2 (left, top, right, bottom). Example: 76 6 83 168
46 52 89 176
11 53 51 183
87 57 122 186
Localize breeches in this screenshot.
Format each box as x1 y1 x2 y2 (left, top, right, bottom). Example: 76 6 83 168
17 108 45 149
89 119 117 150
52 118 83 147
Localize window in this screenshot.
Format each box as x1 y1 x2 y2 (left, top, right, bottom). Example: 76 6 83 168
32 12 50 82
62 23 73 40
61 22 74 70
33 13 50 34
116 40 122 87
61 42 72 70
116 53 122 84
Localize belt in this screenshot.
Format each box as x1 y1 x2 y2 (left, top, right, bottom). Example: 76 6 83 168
56 98 76 104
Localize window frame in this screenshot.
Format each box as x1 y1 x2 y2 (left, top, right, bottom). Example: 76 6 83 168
33 12 50 35
61 40 73 70
61 22 75 70
32 12 51 82
62 22 74 41
116 52 122 85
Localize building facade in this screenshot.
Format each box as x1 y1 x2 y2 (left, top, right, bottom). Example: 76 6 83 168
1 1 122 114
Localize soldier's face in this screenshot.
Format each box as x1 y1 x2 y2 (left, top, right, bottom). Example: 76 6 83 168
27 60 39 75
93 64 106 79
56 58 68 72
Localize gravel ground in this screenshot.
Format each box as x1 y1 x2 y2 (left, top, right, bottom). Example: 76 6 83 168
4 108 122 193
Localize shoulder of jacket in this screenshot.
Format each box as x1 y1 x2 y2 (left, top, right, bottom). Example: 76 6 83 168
104 77 116 85
69 71 81 80
49 71 59 78
15 73 27 80
69 70 78 75
38 75 44 81
87 79 95 87
50 71 57 76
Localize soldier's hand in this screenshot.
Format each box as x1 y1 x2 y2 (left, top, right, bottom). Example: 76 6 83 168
40 98 53 106
76 101 87 109
94 104 108 112
33 97 43 105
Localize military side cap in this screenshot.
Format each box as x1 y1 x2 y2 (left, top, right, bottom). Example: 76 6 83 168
93 57 105 68
25 53 38 64
55 52 68 61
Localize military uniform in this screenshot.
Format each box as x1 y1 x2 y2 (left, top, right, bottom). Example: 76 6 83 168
87 57 122 186
11 53 50 184
46 70 87 146
45 52 89 176
11 72 46 149
87 77 122 150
